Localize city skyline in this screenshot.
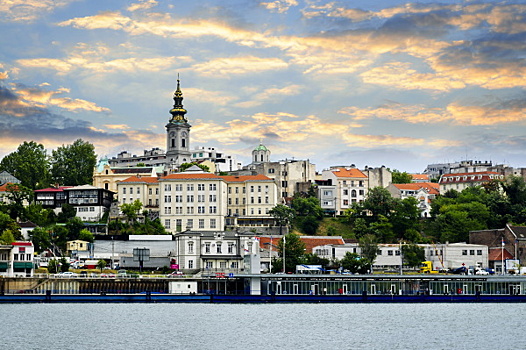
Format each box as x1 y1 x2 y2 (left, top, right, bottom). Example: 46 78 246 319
1 0 525 173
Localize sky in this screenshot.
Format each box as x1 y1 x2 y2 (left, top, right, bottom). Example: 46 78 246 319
1 0 525 173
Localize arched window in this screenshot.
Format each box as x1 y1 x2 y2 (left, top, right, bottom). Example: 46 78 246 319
182 138 186 147
260 154 263 161
351 190 357 197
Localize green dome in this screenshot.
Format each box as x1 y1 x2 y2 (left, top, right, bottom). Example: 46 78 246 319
254 143 268 151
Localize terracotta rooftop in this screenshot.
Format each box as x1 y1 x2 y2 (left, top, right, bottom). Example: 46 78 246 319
331 168 367 178
258 235 345 254
411 174 429 180
488 247 514 261
393 182 439 194
120 176 159 183
220 174 272 182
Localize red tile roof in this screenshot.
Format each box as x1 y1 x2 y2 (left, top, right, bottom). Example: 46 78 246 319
331 168 367 178
393 182 439 195
411 174 429 180
220 174 272 182
488 247 514 261
120 176 159 183
258 235 345 254
162 173 221 180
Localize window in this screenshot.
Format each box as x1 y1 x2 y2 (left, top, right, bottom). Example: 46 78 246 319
231 262 239 269
351 190 357 197
209 194 216 202
477 250 482 255
210 218 216 229
265 196 269 204
198 184 205 191
199 219 205 229
164 195 172 203
198 206 205 214
188 242 194 254
187 219 193 228
209 184 216 191
251 197 254 204
343 189 348 196
176 219 182 230
175 184 182 191
165 184 171 191
187 195 194 202
235 187 239 194
470 250 475 255
343 199 349 205
205 243 211 253
268 168 274 174
228 243 234 253
187 184 194 191
323 190 332 196
164 219 170 229
209 206 217 214
175 195 183 203
388 250 393 256
205 261 213 269
258 186 261 192
130 187 133 194
164 207 171 214
149 188 152 195
198 194 205 202
377 250 382 255
220 261 227 269
216 243 222 253
123 188 126 194
395 250 401 256
188 260 194 269
462 250 467 255
250 186 254 192
187 207 194 214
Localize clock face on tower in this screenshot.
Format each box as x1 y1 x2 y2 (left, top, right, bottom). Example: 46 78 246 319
169 132 175 137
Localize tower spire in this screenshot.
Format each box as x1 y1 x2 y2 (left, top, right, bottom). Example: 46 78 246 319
169 75 187 123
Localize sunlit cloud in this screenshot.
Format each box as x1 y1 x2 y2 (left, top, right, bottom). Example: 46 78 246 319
234 84 302 108
260 0 298 14
127 0 158 12
13 85 110 113
0 0 75 22
361 62 466 92
193 56 288 76
104 124 131 130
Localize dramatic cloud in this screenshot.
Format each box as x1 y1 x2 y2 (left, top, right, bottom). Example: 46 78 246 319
0 0 74 22
260 0 298 14
127 0 158 12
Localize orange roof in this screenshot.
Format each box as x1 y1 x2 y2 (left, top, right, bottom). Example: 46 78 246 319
120 176 158 183
220 174 272 182
488 247 514 261
411 174 429 180
393 182 439 195
162 173 221 180
258 235 345 254
331 168 367 178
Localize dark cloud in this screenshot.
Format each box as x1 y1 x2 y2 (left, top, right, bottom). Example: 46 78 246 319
0 84 127 143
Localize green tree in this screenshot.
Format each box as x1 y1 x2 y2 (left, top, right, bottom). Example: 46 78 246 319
78 228 94 243
277 233 306 273
29 226 52 253
340 252 369 274
0 141 50 190
48 259 60 273
66 217 85 241
390 197 421 240
391 170 413 184
0 230 15 244
120 199 143 224
59 257 70 272
179 162 209 173
23 204 56 227
4 183 33 220
304 253 330 268
57 203 76 223
401 243 425 268
97 259 106 273
50 139 97 186
0 211 21 240
269 204 295 235
359 234 378 272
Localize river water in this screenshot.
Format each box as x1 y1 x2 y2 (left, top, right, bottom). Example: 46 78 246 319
1 303 523 349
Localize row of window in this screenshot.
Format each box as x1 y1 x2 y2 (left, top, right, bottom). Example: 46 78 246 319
76 207 96 212
228 197 269 205
228 208 269 216
342 189 365 197
462 249 483 256
164 184 218 192
164 195 217 203
13 254 33 261
164 206 218 214
341 180 365 187
164 218 217 230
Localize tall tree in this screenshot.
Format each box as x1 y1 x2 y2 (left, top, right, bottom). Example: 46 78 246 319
269 204 295 235
0 141 50 190
277 233 306 273
359 234 378 272
50 139 97 186
340 252 369 274
391 170 413 184
401 243 425 268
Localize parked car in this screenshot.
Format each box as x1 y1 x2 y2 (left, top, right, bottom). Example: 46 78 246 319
55 272 78 278
449 266 468 275
475 269 489 275
167 271 184 277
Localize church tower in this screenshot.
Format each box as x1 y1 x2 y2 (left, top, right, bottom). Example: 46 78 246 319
252 141 270 164
165 77 191 170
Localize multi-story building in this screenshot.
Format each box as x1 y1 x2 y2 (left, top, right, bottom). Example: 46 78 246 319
321 166 368 215
35 185 114 221
0 242 34 277
93 157 162 194
438 171 504 195
117 176 160 211
387 182 439 217
221 174 278 230
191 146 242 172
158 165 227 233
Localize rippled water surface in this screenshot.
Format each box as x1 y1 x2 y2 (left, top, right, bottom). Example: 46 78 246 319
1 303 523 350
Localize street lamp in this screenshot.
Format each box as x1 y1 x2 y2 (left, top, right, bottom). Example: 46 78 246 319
282 235 286 273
